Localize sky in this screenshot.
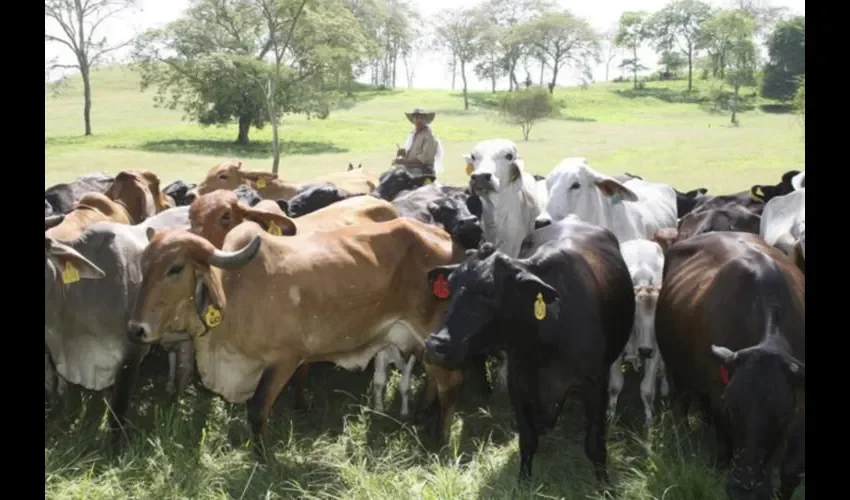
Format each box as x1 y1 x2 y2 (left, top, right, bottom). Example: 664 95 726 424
45 0 805 90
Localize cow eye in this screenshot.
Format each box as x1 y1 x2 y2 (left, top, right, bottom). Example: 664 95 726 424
217 174 228 180
505 153 514 161
167 263 184 276
469 154 476 161
570 182 580 190
220 211 232 227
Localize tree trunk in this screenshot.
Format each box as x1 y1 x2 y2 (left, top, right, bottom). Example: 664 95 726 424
538 58 545 85
451 54 457 90
731 81 740 125
549 62 559 95
491 69 496 93
605 59 611 82
236 116 251 145
633 46 639 90
461 60 469 110
266 77 281 174
687 47 694 92
81 65 93 136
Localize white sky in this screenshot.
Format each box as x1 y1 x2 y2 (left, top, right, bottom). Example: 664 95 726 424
45 0 804 90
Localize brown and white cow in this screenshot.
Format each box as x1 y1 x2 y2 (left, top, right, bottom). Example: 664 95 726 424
126 217 466 456
46 169 172 241
186 160 379 202
185 190 408 413
655 230 804 500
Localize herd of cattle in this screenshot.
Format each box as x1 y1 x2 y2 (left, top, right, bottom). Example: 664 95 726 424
44 138 805 500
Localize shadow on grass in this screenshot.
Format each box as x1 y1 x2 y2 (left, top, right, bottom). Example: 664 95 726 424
614 87 707 104
760 103 795 114
555 114 598 123
134 139 348 158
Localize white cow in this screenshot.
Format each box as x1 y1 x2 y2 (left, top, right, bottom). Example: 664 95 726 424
760 188 805 261
791 171 805 191
465 139 543 259
608 239 669 429
541 158 677 243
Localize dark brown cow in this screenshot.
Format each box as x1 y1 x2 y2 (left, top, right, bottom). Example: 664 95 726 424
675 203 762 242
421 218 634 487
654 230 804 500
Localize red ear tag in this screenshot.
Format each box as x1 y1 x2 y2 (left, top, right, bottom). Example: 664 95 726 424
433 274 450 299
719 365 730 385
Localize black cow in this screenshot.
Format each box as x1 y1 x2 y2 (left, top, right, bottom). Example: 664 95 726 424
45 172 114 215
676 204 761 241
422 218 634 486
750 170 802 203
655 231 805 500
287 183 361 218
674 187 709 218
374 167 436 201
392 184 482 250
162 180 197 206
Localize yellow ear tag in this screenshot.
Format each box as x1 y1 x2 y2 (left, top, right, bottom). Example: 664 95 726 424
204 305 222 328
62 261 80 285
423 178 432 185
751 186 763 200
267 221 282 236
533 293 546 321
465 163 474 176
256 177 267 189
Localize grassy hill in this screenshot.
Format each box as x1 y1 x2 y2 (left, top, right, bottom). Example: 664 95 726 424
45 66 804 191
44 66 805 500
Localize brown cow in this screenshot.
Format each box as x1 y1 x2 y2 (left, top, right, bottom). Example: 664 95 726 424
126 217 465 458
186 190 401 410
188 160 379 201
46 170 172 241
654 230 804 500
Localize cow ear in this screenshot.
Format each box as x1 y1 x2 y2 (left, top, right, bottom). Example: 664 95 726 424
421 174 436 186
427 265 457 299
46 238 106 282
750 185 765 200
275 199 290 215
697 188 708 195
711 345 737 365
241 204 297 236
515 270 559 305
596 178 639 203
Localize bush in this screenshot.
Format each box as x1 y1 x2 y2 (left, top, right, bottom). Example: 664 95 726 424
499 86 559 141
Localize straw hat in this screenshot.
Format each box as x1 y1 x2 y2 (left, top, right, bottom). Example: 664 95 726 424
405 107 436 125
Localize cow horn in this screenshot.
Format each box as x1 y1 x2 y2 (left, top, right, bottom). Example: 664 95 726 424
45 214 65 230
206 235 262 270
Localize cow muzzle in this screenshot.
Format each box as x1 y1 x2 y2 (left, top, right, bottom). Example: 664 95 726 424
424 328 464 368
469 172 495 195
127 321 151 344
183 189 199 205
452 217 483 249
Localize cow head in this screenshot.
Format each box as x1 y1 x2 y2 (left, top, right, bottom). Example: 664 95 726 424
676 187 709 217
465 139 523 197
105 170 172 223
188 160 279 201
633 284 661 360
288 183 353 217
426 189 482 250
189 190 296 249
423 243 559 368
545 158 639 225
163 180 198 207
750 169 801 203
45 215 106 289
710 314 804 500
652 228 680 252
374 167 436 201
127 228 262 344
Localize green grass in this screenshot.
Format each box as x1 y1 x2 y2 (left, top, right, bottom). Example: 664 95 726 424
45 66 805 500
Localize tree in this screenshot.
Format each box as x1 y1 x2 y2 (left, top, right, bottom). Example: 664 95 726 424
760 16 804 101
614 11 651 90
473 14 505 93
649 0 712 92
400 31 427 88
658 51 686 77
45 0 139 136
600 25 622 82
793 74 804 132
134 0 366 145
519 11 600 94
434 7 484 110
716 10 757 125
500 86 557 140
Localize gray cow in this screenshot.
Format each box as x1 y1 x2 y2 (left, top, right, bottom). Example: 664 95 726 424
45 206 193 447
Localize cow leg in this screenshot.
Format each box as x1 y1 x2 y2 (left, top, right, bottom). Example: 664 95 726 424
398 354 417 419
108 345 150 451
466 353 492 399
414 368 439 426
640 356 662 429
778 417 805 500
494 351 509 391
173 341 195 396
606 360 625 422
712 412 734 470
45 351 59 400
422 363 464 444
582 381 612 487
166 350 178 394
291 365 309 411
507 367 538 481
246 360 298 461
372 350 390 413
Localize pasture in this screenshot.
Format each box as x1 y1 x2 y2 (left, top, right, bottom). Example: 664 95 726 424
45 67 805 500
